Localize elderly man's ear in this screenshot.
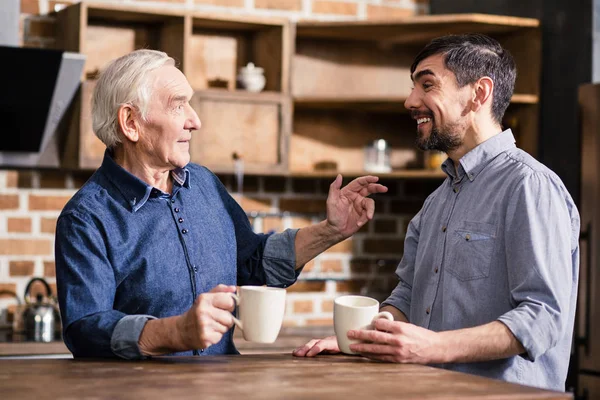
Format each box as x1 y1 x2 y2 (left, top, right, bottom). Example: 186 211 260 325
118 104 140 143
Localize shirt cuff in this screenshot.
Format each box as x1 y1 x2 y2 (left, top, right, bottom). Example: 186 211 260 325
110 315 157 360
497 309 550 362
263 228 300 288
381 280 412 321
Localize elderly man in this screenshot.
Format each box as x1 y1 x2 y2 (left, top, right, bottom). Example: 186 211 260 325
55 49 387 359
294 34 580 392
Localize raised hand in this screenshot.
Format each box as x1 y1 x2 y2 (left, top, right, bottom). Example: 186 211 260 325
325 175 388 239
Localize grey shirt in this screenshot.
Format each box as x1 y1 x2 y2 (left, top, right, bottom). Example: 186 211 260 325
382 129 580 391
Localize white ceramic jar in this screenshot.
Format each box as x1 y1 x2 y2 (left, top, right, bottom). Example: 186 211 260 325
237 62 266 92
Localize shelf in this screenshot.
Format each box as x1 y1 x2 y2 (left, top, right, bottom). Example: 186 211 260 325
188 14 290 93
195 89 288 104
509 94 539 104
288 169 446 179
211 168 446 179
296 14 539 43
294 93 538 112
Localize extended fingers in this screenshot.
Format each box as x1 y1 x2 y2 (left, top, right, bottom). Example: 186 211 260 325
293 336 338 357
348 329 398 346
373 318 404 333
292 339 321 357
349 343 397 355
346 176 388 195
358 183 388 198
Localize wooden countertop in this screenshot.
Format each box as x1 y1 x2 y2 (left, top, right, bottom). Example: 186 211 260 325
0 326 335 357
0 354 570 399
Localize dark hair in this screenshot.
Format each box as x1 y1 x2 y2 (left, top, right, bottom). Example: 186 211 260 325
410 34 517 124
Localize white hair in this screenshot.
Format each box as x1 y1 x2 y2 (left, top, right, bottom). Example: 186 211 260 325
92 49 175 149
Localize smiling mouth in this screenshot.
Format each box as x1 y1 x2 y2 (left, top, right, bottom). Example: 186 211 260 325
417 117 432 125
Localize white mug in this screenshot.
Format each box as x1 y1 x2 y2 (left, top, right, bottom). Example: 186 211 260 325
334 295 394 355
231 286 286 343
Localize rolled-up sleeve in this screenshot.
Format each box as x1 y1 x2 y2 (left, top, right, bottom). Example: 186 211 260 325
262 229 301 287
497 172 578 361
111 315 157 359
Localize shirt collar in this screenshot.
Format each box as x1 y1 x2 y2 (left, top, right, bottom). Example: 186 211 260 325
441 129 516 182
99 150 191 212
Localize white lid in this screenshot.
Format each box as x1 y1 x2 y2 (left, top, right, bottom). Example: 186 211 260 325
240 62 264 74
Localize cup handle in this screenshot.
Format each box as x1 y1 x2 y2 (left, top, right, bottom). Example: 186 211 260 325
370 311 394 329
230 293 243 331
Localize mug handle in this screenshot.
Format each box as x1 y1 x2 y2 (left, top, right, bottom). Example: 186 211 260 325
370 311 394 329
230 293 243 331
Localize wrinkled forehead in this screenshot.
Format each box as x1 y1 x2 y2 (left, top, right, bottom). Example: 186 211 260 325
149 65 194 100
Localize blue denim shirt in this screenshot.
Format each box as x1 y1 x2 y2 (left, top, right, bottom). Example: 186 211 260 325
55 151 299 359
382 130 580 391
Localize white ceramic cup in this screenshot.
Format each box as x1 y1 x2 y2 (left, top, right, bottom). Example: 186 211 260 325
230 286 286 343
334 295 394 355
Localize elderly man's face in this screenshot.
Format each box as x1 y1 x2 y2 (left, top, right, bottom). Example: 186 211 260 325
404 54 472 153
136 65 200 169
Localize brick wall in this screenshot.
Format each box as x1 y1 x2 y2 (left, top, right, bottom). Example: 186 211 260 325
2 0 434 329
0 169 440 328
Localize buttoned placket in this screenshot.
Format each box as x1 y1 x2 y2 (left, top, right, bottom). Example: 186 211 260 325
423 177 464 327
169 193 203 354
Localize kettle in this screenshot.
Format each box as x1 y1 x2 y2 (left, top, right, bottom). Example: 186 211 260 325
22 277 57 342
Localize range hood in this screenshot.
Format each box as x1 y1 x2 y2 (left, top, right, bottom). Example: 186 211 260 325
0 46 85 168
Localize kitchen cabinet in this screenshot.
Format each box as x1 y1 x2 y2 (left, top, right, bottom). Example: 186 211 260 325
55 5 541 179
575 83 600 399
291 15 541 177
56 2 291 172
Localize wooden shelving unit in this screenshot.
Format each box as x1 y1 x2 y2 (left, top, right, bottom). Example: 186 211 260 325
189 89 290 174
55 2 291 171
54 5 540 179
294 94 539 112
288 169 446 179
290 14 541 177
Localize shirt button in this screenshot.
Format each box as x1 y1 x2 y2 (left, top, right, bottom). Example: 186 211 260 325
174 208 180 213
442 226 447 232
200 349 204 353
434 267 439 273
426 307 431 315
193 265 198 272
465 234 471 241
178 217 184 223
182 229 188 234
171 199 175 203
453 187 459 193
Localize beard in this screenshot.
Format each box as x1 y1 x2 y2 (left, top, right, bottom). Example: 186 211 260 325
415 119 462 153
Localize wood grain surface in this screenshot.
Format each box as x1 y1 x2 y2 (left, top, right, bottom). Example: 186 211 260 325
0 353 571 399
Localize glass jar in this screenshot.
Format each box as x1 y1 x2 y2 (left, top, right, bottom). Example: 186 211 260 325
364 139 391 173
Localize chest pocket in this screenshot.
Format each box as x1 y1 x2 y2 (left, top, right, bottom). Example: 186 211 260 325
447 221 497 281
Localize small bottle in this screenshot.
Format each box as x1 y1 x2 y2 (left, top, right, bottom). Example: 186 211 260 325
424 151 447 170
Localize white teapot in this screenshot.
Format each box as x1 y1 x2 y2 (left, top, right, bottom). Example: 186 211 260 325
237 62 266 92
